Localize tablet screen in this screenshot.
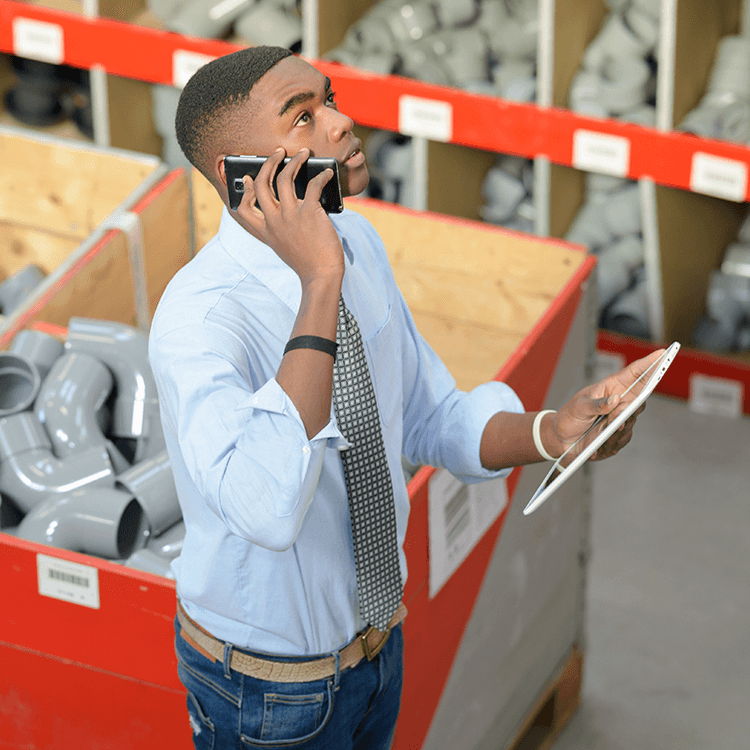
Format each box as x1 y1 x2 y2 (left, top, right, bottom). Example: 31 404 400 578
523 342 680 516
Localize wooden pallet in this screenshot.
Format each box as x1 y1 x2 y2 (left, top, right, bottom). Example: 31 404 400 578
506 646 584 750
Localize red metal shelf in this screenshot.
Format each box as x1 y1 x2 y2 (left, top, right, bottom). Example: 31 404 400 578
2 0 750 200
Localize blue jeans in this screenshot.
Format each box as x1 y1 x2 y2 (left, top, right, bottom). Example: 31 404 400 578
174 616 404 749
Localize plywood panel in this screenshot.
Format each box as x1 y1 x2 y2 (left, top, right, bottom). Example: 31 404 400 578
141 172 192 317
191 169 224 252
0 223 79 276
33 232 138 329
0 132 157 238
410 310 520 392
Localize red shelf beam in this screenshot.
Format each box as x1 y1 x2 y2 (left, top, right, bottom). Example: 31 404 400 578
2 0 750 200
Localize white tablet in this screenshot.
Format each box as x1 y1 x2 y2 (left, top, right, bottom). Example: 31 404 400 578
523 341 681 516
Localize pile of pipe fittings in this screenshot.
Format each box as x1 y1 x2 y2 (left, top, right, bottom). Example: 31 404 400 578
325 0 538 101
361 130 417 205
568 0 659 126
0 318 183 579
565 175 651 339
3 56 92 138
0 265 47 327
479 154 535 233
692 211 750 352
679 36 750 145
149 0 302 169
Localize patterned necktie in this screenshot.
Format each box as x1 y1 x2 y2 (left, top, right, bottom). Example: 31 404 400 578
333 296 403 632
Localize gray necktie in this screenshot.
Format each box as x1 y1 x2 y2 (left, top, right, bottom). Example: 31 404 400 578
333 296 402 632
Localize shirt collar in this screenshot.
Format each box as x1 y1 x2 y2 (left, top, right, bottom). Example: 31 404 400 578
217 206 355 312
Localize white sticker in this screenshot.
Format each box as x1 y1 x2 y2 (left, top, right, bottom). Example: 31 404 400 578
690 152 748 203
572 129 630 177
428 471 507 598
37 554 100 609
689 373 744 419
173 50 217 89
399 95 453 142
12 17 64 65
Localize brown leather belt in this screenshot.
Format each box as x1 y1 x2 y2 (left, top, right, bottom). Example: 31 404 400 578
176 601 407 684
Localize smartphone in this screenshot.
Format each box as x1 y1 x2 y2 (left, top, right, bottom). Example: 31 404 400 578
224 154 344 213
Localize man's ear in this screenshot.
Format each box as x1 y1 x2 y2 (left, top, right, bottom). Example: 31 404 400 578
216 155 228 187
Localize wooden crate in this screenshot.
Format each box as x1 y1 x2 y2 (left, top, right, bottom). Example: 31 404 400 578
0 174 595 749
0 128 191 346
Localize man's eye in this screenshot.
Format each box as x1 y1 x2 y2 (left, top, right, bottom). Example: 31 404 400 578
327 91 337 105
296 112 310 125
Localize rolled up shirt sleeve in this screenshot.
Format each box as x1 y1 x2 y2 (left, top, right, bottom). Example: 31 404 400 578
150 323 341 551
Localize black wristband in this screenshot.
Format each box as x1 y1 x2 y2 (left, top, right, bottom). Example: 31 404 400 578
284 335 338 361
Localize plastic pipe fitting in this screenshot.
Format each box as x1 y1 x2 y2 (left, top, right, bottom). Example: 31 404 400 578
721 243 750 278
565 201 612 250
596 235 645 308
125 548 175 578
66 318 159 442
116 449 181 536
16 486 145 559
148 519 185 560
599 56 651 115
0 412 114 513
8 329 64 381
433 0 479 27
0 264 46 315
603 185 642 237
480 167 527 224
706 270 750 324
0 353 41 417
234 4 302 49
583 14 650 71
165 0 254 38
34 351 112 457
603 276 651 338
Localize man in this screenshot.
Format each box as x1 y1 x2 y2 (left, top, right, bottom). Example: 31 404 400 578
148 45 661 750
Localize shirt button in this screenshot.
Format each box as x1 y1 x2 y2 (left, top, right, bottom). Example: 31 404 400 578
253 397 258 405
302 446 310 454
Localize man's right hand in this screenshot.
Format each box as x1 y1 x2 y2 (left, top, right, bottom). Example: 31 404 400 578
235 147 345 285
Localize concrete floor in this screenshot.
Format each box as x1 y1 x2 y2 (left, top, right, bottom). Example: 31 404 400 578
552 394 750 750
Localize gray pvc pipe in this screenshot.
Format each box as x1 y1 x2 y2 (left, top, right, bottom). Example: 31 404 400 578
125 547 175 578
0 264 46 315
16 486 145 559
34 351 113 457
147 519 185 560
66 318 159 441
116 449 181 535
0 412 114 513
8 329 64 380
0 353 41 417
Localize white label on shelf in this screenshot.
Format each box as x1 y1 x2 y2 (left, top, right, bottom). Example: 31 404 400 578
37 554 100 609
399 95 453 142
689 373 744 419
12 17 64 65
690 152 748 202
572 130 630 177
428 470 507 598
173 50 217 89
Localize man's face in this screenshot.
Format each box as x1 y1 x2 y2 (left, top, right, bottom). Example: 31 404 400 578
216 55 369 199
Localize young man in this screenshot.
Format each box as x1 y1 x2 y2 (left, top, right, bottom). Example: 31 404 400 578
148 45 661 750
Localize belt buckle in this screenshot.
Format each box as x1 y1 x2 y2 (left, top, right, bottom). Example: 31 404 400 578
361 624 391 661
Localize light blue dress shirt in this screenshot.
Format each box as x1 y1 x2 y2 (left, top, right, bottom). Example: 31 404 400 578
148 205 524 656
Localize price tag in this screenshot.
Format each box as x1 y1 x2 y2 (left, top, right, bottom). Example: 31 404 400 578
572 130 630 177
689 373 743 419
37 554 100 609
12 17 64 65
398 95 453 142
173 50 216 89
690 152 748 202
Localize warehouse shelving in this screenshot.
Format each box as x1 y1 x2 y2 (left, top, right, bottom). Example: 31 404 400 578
2 0 750 416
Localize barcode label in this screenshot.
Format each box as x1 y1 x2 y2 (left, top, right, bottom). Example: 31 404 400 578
399 95 453 142
12 17 64 64
690 152 748 202
572 130 630 177
689 373 743 419
37 554 100 609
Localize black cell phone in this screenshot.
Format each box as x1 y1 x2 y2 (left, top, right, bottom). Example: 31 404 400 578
224 154 344 213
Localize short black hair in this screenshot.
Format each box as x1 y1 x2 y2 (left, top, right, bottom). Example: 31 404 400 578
175 45 294 180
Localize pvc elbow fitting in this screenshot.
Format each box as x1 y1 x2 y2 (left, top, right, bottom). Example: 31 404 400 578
16 486 145 559
116 449 181 535
8 329 64 381
0 412 115 514
34 351 112 457
66 318 159 441
0 353 41 417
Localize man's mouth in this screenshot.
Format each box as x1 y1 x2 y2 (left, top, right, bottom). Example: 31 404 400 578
343 144 365 167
